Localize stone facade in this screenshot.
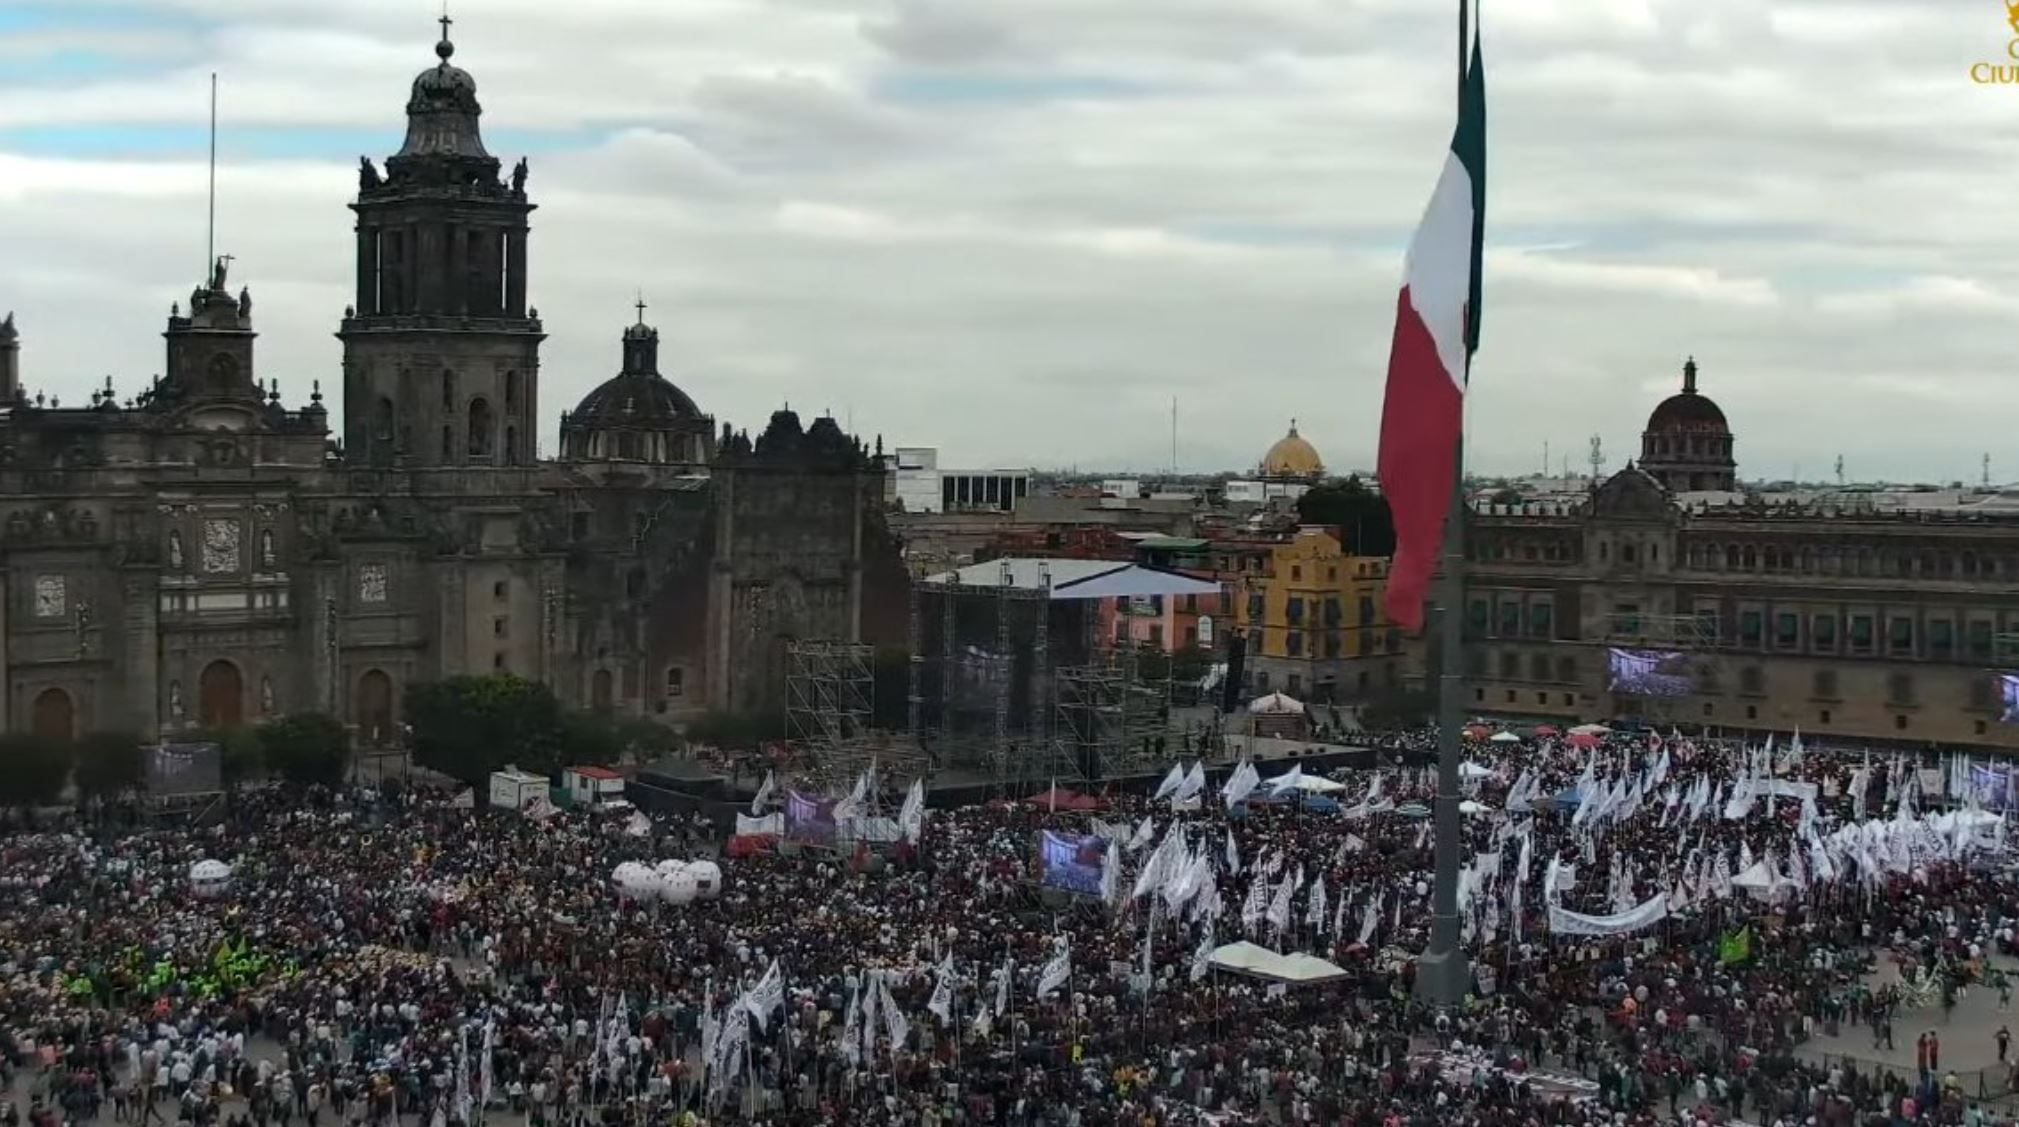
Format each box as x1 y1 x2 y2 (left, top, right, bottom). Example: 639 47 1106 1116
1464 465 2019 750
0 28 902 743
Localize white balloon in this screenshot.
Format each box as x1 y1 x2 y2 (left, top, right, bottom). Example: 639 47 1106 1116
686 860 724 900
188 859 233 899
656 868 700 906
611 862 658 901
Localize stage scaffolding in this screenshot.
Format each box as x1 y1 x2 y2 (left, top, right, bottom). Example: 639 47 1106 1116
909 561 1054 789
785 641 918 791
1052 642 1176 783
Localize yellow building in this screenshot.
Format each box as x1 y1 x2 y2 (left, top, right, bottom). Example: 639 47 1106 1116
1235 527 1413 703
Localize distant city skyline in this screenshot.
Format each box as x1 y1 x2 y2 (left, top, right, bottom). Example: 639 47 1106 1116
0 1 2008 480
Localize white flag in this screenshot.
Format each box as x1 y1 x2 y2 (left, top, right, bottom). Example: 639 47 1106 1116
751 769 777 814
742 959 785 1032
1224 829 1240 874
1035 938 1071 999
840 984 861 1067
993 956 1012 1017
927 955 956 1025
1178 761 1207 802
878 971 910 1050
1190 928 1215 981
899 778 926 844
1306 876 1329 932
624 810 652 838
1153 764 1185 801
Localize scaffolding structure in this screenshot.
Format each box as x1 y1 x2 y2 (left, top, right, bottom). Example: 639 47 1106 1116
784 641 891 791
908 564 1055 790
1054 663 1124 783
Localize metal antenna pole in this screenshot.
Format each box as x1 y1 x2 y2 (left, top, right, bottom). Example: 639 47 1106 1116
1414 0 1473 1008
207 73 217 279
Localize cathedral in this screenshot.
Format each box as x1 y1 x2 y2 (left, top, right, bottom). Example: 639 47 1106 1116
0 25 904 743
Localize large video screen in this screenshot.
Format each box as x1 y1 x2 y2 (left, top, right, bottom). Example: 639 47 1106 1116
1999 674 2019 724
146 741 223 796
784 790 839 845
1607 648 1695 698
1037 831 1110 897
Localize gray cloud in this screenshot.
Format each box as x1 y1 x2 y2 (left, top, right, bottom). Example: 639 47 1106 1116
0 0 2005 482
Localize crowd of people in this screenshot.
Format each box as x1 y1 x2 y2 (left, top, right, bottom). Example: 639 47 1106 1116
0 727 2016 1127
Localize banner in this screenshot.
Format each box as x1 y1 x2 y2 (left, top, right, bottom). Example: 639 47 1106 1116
735 813 785 837
1546 891 1668 937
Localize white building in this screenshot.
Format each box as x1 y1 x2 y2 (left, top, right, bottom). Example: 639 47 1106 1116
882 446 1031 513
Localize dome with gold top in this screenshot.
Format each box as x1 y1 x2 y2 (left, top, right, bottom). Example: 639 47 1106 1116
1259 420 1325 479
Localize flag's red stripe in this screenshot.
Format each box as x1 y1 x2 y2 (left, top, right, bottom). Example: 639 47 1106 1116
1376 287 1463 634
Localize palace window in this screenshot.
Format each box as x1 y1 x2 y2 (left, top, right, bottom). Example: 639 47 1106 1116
1888 617 1915 656
1849 615 1874 655
1739 610 1763 647
1286 597 1304 624
1968 619 1994 660
1498 600 1521 636
1530 601 1553 638
1774 612 1799 649
1930 619 1955 660
1812 614 1837 652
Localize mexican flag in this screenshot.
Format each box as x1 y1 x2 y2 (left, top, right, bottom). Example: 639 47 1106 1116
1376 28 1486 633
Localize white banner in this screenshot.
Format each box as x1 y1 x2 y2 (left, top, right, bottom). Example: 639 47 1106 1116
1546 891 1668 937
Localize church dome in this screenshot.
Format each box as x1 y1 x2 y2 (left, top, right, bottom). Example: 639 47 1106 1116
1639 357 1737 493
571 324 703 423
1259 421 1325 478
1644 357 1728 433
560 314 714 466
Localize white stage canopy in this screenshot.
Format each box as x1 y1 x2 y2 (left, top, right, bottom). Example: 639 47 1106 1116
924 559 1220 601
1207 941 1350 984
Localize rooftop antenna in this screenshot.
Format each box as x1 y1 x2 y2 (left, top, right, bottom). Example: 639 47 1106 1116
206 72 217 281
1586 434 1603 482
1542 439 1549 478
1834 454 1844 487
1170 396 1178 477
1984 452 1993 488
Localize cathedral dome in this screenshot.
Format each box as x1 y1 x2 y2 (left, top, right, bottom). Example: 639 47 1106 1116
560 314 714 466
1259 421 1324 478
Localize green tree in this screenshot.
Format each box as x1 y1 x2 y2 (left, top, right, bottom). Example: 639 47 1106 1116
73 731 144 800
683 709 785 750
1358 687 1434 731
406 674 569 784
559 708 622 765
257 713 351 787
188 727 265 787
0 734 73 807
611 717 679 763
1294 475 1396 556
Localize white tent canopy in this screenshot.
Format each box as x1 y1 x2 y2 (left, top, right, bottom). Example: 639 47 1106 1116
1489 731 1522 743
1207 941 1350 984
1247 692 1305 715
1568 724 1611 736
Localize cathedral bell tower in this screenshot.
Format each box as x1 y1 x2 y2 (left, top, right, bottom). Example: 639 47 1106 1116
338 16 544 469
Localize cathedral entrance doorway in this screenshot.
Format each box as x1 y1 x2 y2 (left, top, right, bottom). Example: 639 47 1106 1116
31 688 73 740
357 670 394 745
199 660 244 730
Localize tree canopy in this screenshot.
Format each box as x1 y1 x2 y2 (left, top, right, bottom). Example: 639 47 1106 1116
257 713 351 787
72 732 144 800
406 674 571 784
1294 476 1396 556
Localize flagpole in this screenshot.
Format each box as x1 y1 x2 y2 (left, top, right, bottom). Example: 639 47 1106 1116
1415 0 1474 1008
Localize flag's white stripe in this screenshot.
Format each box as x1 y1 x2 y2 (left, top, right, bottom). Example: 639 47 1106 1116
1401 150 1476 395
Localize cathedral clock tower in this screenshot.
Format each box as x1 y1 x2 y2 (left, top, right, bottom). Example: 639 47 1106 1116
338 17 544 469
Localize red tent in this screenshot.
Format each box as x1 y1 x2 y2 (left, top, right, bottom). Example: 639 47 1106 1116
1567 732 1602 750
1026 786 1104 811
1534 724 1561 738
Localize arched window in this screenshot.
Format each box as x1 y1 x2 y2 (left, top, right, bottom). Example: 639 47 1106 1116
1740 545 1756 570
504 370 519 410
619 432 642 460
441 369 455 410
467 398 495 459
374 397 395 441
505 426 518 465
1725 545 1739 569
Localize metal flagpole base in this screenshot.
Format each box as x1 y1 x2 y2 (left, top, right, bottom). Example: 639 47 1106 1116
1413 921 1470 1005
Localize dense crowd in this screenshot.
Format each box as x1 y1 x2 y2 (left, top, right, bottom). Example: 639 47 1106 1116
0 729 2016 1127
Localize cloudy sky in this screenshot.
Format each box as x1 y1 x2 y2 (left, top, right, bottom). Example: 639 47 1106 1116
0 0 2009 482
